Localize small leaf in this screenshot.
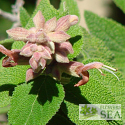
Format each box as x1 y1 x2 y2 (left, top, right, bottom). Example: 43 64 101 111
113 0 125 14
20 7 30 27
8 76 65 125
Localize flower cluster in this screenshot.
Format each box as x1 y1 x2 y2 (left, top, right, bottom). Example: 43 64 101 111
0 11 118 86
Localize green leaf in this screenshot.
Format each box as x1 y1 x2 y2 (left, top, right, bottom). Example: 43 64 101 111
113 0 125 13
20 7 30 27
0 59 30 107
77 28 113 62
0 38 14 49
84 11 125 75
59 0 80 19
0 91 11 107
68 25 83 59
8 76 65 125
62 59 124 124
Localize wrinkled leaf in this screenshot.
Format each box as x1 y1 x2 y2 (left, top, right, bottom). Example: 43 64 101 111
113 0 125 13
8 76 65 125
68 25 83 59
20 7 30 27
77 28 113 62
0 59 30 107
61 59 124 124
84 11 125 75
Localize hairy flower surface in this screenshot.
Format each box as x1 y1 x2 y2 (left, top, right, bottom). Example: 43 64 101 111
4 11 78 72
0 10 118 87
50 61 118 87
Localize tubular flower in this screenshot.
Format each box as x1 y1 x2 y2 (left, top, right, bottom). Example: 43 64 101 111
0 45 29 67
0 10 118 86
50 61 118 87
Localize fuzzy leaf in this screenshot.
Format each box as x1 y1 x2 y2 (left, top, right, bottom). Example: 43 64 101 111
61 59 124 124
113 0 125 13
77 28 114 62
8 76 65 125
84 11 125 75
59 0 80 19
0 59 30 107
68 25 83 59
20 7 30 27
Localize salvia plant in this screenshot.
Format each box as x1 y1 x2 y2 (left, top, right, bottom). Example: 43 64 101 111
0 0 125 125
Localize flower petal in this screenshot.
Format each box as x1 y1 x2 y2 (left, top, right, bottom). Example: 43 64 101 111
0 45 12 58
55 51 69 63
21 42 32 51
2 56 17 67
6 27 30 41
39 58 46 69
82 62 104 71
20 46 33 57
33 10 45 29
39 49 52 59
55 15 70 32
46 41 55 54
26 68 40 82
55 15 78 32
69 15 79 26
47 31 70 43
56 41 74 54
27 31 45 43
30 44 38 52
37 45 44 52
58 61 84 77
32 52 42 62
44 17 57 33
74 71 89 87
29 57 40 72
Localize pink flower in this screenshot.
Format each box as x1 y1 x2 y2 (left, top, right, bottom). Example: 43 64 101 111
0 45 29 67
6 11 78 45
51 61 118 87
0 10 118 86
20 42 52 72
5 10 78 72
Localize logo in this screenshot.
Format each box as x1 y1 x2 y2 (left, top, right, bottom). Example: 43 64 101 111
79 104 121 120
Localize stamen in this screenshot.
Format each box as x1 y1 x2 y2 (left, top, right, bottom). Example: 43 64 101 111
101 67 119 81
103 65 117 71
97 69 105 76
